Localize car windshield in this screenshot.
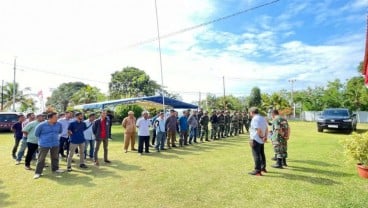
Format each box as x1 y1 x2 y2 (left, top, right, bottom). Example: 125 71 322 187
0 114 18 122
322 110 349 117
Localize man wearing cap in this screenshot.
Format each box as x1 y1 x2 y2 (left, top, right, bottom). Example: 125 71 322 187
67 112 88 171
188 110 199 144
210 111 218 140
224 111 231 137
178 110 189 146
165 109 178 148
122 111 137 153
248 107 268 176
136 111 152 155
23 114 44 170
217 111 225 139
154 112 166 152
199 111 210 142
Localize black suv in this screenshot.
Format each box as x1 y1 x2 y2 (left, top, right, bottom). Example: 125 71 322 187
317 108 357 133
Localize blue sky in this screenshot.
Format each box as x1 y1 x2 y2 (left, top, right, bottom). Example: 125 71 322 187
0 0 367 104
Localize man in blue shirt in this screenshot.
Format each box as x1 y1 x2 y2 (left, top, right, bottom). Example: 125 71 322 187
248 107 268 176
178 111 189 147
67 112 88 171
11 114 25 159
34 112 64 179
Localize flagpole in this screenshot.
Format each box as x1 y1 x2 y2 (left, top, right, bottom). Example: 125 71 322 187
154 0 165 116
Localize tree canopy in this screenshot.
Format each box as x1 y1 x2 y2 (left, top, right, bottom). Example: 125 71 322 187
109 67 161 99
46 82 86 112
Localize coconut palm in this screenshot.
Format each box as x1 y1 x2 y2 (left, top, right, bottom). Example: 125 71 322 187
1 82 32 111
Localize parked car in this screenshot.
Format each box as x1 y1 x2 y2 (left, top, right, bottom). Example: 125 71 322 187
0 112 19 132
317 108 357 133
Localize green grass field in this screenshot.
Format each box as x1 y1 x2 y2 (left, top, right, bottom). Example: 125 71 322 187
1 122 368 208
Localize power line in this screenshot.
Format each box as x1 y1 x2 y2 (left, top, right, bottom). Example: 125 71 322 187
127 0 281 48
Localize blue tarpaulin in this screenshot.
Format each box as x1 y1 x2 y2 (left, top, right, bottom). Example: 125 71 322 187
74 96 198 110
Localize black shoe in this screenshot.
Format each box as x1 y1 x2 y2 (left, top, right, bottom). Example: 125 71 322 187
67 166 72 172
261 168 268 173
272 159 283 168
161 148 167 151
12 155 16 160
194 141 198 143
80 164 88 169
104 160 111 163
172 145 178 148
145 151 151 153
282 158 288 167
248 170 262 176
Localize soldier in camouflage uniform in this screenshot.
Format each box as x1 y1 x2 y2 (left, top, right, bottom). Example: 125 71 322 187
224 111 231 137
270 110 290 168
242 112 249 133
238 112 244 134
210 111 218 140
197 109 203 138
230 112 239 136
199 111 209 142
217 111 225 139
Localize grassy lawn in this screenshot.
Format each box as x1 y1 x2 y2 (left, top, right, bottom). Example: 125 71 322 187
1 121 368 207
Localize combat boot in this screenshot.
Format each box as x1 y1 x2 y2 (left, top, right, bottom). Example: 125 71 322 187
272 158 283 169
282 158 288 167
272 154 277 161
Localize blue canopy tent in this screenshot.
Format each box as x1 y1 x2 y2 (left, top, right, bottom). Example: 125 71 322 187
74 95 198 110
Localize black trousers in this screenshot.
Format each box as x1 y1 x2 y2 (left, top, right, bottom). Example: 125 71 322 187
25 142 38 167
138 136 150 153
152 129 156 145
252 140 266 172
12 138 22 157
59 137 69 156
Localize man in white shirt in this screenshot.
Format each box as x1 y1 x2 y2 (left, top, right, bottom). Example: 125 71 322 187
154 112 166 152
136 111 152 155
84 113 96 159
248 107 268 176
58 111 73 157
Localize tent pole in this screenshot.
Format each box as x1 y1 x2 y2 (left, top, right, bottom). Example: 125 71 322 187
154 0 165 116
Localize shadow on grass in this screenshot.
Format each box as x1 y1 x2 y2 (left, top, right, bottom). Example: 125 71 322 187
0 180 15 207
267 172 341 185
289 165 353 177
355 129 368 134
289 159 337 167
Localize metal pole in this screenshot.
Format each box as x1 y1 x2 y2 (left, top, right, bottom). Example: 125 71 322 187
12 57 17 112
223 76 226 109
288 79 296 118
154 0 165 115
1 80 4 111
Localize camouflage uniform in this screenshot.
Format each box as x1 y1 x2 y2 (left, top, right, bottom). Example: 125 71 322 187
230 112 239 136
224 111 231 137
199 112 209 141
271 115 289 167
242 112 249 133
217 111 225 139
238 113 244 134
210 111 218 140
197 110 203 138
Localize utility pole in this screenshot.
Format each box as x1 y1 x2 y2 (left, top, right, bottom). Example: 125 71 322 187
12 57 17 112
223 76 226 109
1 80 4 111
288 79 296 118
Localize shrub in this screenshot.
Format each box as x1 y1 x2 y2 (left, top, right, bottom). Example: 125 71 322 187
343 132 368 167
115 104 144 122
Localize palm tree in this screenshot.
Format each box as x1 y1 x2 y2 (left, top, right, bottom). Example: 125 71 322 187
1 82 32 111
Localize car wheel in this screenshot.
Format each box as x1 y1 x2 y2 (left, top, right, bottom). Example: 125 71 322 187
317 127 323 132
